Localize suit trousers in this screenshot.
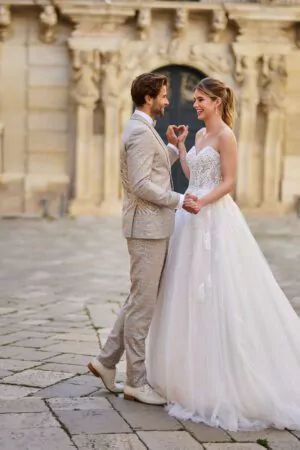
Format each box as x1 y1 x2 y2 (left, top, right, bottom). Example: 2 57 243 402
98 237 168 387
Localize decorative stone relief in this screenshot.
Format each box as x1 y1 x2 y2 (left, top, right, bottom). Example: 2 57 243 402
137 8 151 41
101 51 121 106
260 55 287 111
39 4 58 44
259 54 287 206
72 49 101 107
296 23 300 48
190 44 233 75
235 53 260 207
209 9 227 43
0 5 11 41
236 55 259 105
174 8 188 37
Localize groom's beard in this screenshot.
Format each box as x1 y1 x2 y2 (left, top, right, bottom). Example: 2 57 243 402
151 103 166 118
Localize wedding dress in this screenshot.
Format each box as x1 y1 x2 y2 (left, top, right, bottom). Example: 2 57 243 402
147 145 300 431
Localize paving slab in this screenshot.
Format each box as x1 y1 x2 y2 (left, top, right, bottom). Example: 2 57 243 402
110 396 182 431
0 428 76 450
49 332 98 342
0 412 60 429
229 429 300 450
32 376 101 398
47 396 111 411
0 347 60 361
2 369 74 388
0 359 40 371
73 433 147 450
0 398 48 413
180 421 232 443
138 431 204 449
38 363 88 374
0 370 13 378
12 338 58 348
42 342 100 356
54 408 131 434
45 353 92 366
203 445 264 450
0 384 38 398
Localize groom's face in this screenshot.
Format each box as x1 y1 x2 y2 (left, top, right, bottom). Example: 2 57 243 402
150 85 169 118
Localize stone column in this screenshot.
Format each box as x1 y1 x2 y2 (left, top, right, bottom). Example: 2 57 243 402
235 54 260 207
260 55 287 208
69 49 101 215
98 52 123 215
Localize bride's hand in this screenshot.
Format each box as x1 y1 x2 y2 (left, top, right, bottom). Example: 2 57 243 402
183 193 202 214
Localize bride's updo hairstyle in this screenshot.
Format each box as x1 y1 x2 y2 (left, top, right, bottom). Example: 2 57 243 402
196 77 236 129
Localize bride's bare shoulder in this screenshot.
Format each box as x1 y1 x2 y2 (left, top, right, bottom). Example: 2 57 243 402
196 127 206 136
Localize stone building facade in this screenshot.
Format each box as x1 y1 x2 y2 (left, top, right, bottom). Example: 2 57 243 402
0 0 299 217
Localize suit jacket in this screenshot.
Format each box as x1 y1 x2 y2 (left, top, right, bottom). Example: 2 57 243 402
120 113 180 239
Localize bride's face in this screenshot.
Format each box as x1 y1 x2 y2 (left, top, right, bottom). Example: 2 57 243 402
193 89 216 121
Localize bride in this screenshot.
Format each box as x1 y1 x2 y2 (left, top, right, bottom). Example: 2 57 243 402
147 77 300 431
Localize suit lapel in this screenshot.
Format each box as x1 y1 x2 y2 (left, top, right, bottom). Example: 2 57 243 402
131 114 171 170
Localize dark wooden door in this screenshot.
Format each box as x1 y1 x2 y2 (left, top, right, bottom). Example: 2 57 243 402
154 65 205 193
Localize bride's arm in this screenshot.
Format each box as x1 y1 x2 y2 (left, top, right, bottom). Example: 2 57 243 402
178 142 190 179
198 130 237 208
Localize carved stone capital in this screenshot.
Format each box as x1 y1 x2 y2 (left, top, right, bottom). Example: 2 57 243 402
226 4 295 45
209 9 227 43
39 4 58 44
137 8 151 41
0 5 11 41
71 49 101 108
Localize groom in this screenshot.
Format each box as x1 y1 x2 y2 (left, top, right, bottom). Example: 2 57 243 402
88 72 199 405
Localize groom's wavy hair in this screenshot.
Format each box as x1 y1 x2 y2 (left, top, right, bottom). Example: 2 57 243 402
131 73 168 107
196 77 236 129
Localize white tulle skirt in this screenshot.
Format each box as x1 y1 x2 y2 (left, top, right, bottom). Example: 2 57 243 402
147 193 300 431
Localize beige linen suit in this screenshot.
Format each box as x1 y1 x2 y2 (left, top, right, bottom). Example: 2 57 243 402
98 113 180 387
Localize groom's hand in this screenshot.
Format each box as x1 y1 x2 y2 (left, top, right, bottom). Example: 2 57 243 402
166 125 178 147
183 193 202 214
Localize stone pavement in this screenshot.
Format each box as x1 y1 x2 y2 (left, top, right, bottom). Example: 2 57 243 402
0 215 300 450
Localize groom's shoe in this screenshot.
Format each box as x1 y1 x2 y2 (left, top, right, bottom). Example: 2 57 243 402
124 384 166 405
88 358 123 394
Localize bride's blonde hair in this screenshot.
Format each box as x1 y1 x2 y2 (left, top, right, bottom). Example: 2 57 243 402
196 77 236 129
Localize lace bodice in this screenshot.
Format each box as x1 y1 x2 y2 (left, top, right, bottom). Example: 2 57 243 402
186 146 222 196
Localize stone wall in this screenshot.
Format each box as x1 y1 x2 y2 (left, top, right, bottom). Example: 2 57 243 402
0 1 300 217
0 6 71 216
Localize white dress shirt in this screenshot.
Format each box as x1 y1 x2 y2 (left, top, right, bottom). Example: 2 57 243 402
134 109 184 208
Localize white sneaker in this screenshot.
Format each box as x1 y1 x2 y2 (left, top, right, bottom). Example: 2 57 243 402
124 383 166 405
88 357 123 394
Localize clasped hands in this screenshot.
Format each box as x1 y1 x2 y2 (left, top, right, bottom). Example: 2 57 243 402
183 193 202 214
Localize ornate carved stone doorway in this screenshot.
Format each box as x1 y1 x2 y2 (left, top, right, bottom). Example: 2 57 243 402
154 65 206 193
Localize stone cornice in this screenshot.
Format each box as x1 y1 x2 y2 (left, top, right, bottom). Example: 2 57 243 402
225 3 300 22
